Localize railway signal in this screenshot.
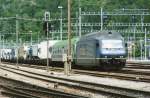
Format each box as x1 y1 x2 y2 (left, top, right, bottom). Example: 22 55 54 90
43 12 51 36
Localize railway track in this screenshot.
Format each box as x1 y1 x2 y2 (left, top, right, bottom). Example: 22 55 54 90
126 63 150 69
4 62 150 83
0 78 86 98
1 85 86 98
1 84 42 98
0 63 150 98
73 68 150 83
0 65 89 98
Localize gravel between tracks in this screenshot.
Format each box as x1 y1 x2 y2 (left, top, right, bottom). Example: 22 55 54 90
2 63 150 93
1 63 150 98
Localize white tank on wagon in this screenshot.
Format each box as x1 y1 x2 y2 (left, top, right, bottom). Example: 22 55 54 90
38 40 58 59
1 49 4 59
10 48 18 60
32 44 38 57
28 44 39 59
1 49 12 60
18 44 29 60
7 49 12 60
1 49 7 59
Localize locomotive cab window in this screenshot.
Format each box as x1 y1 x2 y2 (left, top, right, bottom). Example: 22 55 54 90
101 40 123 49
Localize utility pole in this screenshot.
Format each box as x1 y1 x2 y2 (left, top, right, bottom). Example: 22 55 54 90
30 31 32 46
78 0 81 37
140 39 143 60
58 6 63 40
133 27 136 60
65 0 72 75
76 12 78 37
0 35 1 65
38 31 40 44
100 8 103 31
141 15 144 32
16 14 19 67
79 7 81 37
44 11 50 71
0 35 5 64
2 35 4 55
144 28 147 60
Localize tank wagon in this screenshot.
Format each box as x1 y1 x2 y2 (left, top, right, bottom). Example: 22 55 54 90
34 40 58 65
28 44 39 59
18 44 29 60
1 49 12 61
20 40 58 65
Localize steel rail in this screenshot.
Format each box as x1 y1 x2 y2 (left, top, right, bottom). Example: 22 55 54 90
0 64 150 98
3 62 150 81
1 91 35 98
1 85 40 98
3 62 150 82
0 66 87 98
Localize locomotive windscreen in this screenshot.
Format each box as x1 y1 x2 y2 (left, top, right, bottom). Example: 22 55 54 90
101 40 123 49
